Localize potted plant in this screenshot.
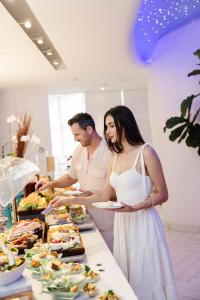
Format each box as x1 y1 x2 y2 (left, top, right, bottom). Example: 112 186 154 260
164 49 200 156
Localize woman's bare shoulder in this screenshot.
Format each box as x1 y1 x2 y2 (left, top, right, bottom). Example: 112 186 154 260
143 145 159 161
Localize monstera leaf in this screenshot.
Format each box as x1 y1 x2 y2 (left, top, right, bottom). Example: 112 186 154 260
188 50 200 77
188 70 200 77
169 124 187 142
164 49 200 156
186 124 200 147
194 49 200 59
181 95 196 117
163 117 186 132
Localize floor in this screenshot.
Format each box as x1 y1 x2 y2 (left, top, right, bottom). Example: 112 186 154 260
166 228 200 300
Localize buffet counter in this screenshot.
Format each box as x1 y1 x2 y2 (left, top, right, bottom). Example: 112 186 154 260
0 222 138 300
21 226 137 300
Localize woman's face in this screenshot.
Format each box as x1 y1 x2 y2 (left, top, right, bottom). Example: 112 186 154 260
105 115 117 144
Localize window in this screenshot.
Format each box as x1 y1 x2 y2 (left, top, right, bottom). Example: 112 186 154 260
48 93 86 177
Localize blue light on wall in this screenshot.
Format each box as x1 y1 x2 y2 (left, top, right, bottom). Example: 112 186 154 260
133 0 200 62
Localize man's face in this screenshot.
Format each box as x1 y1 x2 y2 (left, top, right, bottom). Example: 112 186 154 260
70 123 91 147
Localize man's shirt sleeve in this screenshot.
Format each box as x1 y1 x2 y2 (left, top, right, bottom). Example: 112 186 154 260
67 146 80 180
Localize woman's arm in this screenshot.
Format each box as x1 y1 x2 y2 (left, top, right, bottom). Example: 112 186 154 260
135 146 168 210
49 156 116 208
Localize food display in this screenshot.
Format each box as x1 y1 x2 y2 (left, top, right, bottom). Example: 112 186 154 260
7 219 44 253
45 207 72 226
98 290 120 300
26 250 62 276
0 177 127 298
84 265 100 282
0 244 23 272
84 283 99 297
0 241 26 286
18 192 47 213
42 273 87 299
0 233 8 243
69 205 87 224
45 204 90 229
53 206 67 214
54 212 71 221
0 159 129 298
47 224 85 256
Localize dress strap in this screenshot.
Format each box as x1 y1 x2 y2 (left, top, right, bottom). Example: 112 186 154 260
133 144 144 169
140 143 149 198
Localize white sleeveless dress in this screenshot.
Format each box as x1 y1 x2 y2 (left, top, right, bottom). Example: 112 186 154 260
110 144 178 300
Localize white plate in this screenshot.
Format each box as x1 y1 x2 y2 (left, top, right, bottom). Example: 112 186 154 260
63 190 83 196
92 201 123 209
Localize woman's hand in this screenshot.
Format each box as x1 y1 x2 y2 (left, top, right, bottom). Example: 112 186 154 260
78 189 93 197
49 196 83 208
49 196 77 208
110 202 138 212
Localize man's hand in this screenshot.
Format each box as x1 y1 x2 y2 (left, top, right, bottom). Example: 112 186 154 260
35 180 52 191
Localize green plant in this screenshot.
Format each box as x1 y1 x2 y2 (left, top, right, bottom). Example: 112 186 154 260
164 49 200 156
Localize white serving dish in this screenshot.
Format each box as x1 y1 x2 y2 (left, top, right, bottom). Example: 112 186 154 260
0 258 26 286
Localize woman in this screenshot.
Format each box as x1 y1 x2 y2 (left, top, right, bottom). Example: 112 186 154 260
49 105 178 300
103 106 178 300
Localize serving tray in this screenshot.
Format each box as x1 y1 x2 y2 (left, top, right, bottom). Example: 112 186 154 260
47 224 85 257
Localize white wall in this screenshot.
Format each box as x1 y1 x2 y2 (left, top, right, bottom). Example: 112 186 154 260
148 20 200 231
86 91 122 135
0 88 51 172
85 89 151 143
123 89 152 143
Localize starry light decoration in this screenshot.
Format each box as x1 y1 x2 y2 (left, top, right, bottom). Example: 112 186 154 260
133 0 200 62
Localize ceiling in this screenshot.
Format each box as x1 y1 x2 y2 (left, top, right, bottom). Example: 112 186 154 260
0 0 149 93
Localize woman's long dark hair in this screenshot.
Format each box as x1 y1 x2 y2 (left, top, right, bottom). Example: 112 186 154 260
104 106 145 153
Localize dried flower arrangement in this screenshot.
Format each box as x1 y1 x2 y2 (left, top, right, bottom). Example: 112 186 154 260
15 113 31 158
2 113 43 159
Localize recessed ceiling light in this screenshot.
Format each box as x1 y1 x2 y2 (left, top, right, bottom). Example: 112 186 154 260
53 60 59 66
37 37 43 45
100 86 105 91
46 49 53 56
19 20 32 29
24 20 31 29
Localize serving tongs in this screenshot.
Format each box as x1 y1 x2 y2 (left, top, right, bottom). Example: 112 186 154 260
41 205 54 215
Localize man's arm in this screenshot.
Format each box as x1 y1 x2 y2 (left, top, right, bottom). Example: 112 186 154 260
36 146 80 191
51 173 77 188
36 173 77 191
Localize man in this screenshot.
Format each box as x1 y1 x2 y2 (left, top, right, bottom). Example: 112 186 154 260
36 113 114 251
